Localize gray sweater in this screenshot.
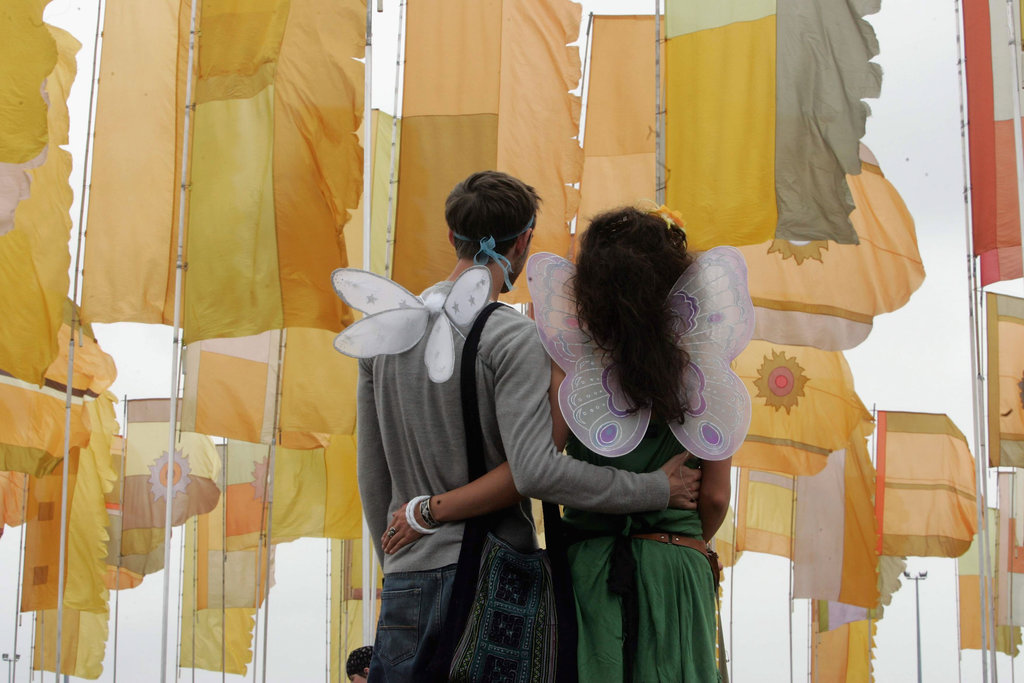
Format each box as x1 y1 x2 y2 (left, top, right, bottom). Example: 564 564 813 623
357 282 671 572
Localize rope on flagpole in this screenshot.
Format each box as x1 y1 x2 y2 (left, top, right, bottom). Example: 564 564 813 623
788 483 796 683
175 515 186 681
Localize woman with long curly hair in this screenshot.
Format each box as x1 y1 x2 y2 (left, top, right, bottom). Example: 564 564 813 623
384 206 731 682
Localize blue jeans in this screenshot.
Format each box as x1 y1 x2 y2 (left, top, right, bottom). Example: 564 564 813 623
367 564 457 683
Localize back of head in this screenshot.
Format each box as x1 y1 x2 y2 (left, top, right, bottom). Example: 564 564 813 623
574 206 693 422
446 171 540 260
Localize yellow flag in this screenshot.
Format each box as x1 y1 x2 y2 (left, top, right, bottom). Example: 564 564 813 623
392 0 581 302
21 449 78 612
0 470 27 537
82 0 365 343
32 608 108 679
0 25 79 384
712 506 742 569
666 1 880 249
811 619 875 683
182 327 357 446
735 467 795 559
732 341 872 476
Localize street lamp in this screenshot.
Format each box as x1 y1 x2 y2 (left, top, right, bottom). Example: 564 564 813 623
2 653 21 683
903 570 928 683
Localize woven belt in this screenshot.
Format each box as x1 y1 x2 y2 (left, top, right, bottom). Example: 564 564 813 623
631 532 721 585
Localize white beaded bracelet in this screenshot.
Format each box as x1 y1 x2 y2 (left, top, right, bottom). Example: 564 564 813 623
406 495 438 535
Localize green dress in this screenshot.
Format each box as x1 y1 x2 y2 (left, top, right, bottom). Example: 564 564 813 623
562 425 721 683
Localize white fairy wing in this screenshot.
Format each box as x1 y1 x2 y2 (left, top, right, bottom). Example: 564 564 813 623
666 246 755 461
331 268 422 315
527 252 649 458
424 314 455 383
443 266 491 332
333 308 430 358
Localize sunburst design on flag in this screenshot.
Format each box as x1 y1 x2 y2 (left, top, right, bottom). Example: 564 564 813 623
766 240 829 265
753 350 809 414
1018 372 1024 410
251 456 271 502
148 449 191 502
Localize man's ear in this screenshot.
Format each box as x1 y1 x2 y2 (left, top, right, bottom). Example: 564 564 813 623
514 226 534 255
448 230 456 247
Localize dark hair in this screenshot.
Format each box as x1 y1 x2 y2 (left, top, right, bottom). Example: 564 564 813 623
574 206 694 422
346 646 373 677
445 171 540 260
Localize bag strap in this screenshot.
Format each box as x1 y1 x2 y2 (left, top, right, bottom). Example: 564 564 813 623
426 301 502 682
428 301 578 683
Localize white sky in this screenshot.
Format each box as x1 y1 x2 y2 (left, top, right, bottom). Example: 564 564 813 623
1 0 1023 681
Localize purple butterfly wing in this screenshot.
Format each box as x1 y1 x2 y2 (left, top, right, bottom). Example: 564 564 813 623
666 247 755 461
527 253 648 457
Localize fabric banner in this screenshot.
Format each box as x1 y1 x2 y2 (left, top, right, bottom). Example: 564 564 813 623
963 0 1024 285
120 399 220 556
0 470 27 537
391 0 581 302
0 19 79 384
82 0 365 343
987 292 1024 466
731 341 872 476
811 618 874 683
744 146 924 351
21 449 78 612
179 518 258 682
875 411 976 557
181 327 357 446
960 511 1022 655
794 427 879 608
576 15 662 228
997 471 1024 626
665 0 881 250
735 468 795 559
32 608 108 679
713 506 741 569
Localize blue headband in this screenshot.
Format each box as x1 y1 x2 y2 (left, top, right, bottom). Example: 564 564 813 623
452 216 535 291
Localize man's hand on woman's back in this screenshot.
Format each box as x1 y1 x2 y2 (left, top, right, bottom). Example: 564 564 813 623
661 454 701 510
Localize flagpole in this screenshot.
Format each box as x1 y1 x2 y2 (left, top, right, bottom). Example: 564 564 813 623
175 519 186 681
112 396 129 683
221 441 227 683
9 475 28 683
954 0 994 676
728 479 739 683
954 557 964 683
1002 0 1024 288
788 484 796 683
324 541 330 683
361 0 380 646
190 515 198 679
383 0 407 278
162 0 201 677
654 0 666 206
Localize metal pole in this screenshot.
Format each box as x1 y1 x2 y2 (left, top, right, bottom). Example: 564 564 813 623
904 571 928 683
162 0 201 677
654 0 666 205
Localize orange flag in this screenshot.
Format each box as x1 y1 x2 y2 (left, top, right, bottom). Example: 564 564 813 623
986 292 1024 467
875 411 976 558
391 0 582 302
